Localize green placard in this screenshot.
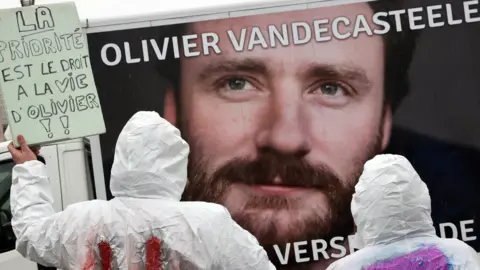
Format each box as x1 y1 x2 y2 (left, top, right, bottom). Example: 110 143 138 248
0 2 105 147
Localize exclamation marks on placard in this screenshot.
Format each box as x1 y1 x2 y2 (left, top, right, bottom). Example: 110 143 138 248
40 118 53 138
60 115 70 135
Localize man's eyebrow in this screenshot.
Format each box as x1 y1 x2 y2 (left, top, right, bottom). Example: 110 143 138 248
198 58 268 80
301 63 372 88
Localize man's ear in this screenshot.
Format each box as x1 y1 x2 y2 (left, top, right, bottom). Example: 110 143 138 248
381 105 392 150
163 85 177 126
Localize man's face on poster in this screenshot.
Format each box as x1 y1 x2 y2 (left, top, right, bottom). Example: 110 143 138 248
171 3 392 246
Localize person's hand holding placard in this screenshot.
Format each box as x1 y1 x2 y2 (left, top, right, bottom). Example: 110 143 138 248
8 135 40 164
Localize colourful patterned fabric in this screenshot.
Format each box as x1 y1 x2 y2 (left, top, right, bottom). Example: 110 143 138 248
363 244 449 269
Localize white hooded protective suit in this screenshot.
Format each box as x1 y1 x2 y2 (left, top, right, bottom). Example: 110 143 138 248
327 154 480 270
11 111 276 270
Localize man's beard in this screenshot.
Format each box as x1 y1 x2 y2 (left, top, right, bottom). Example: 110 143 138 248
182 134 383 264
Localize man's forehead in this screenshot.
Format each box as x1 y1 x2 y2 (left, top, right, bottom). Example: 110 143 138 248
189 2 373 33
181 1 383 81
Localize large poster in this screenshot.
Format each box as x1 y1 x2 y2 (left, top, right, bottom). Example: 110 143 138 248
86 0 480 268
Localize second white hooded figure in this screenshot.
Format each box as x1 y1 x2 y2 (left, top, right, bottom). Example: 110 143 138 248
327 154 480 270
10 111 276 270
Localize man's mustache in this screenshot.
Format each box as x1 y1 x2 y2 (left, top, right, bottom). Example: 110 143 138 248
210 151 344 193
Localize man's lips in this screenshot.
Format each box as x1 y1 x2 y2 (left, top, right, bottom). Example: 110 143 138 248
231 176 314 196
249 185 310 195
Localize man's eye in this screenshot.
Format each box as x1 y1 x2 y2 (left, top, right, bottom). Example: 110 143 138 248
319 82 345 96
214 77 260 101
226 78 249 91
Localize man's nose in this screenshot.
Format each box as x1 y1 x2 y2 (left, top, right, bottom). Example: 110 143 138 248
255 91 311 156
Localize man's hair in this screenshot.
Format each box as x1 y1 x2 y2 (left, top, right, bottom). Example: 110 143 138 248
158 0 419 113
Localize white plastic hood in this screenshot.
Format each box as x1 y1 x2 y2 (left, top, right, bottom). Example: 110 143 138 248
109 111 189 200
351 154 436 247
327 154 480 269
